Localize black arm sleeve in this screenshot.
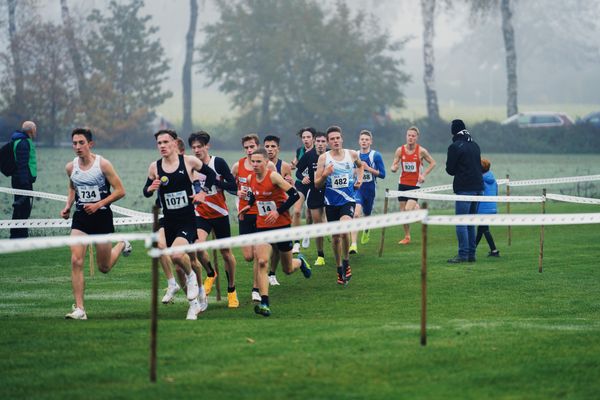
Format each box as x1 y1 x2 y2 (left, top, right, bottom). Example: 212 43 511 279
295 153 309 181
277 187 300 214
142 177 153 198
213 157 238 192
199 162 216 190
247 190 256 207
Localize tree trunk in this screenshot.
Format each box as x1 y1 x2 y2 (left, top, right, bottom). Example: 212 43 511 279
182 0 198 134
8 0 24 108
60 0 87 97
421 0 439 121
260 83 271 133
500 0 518 117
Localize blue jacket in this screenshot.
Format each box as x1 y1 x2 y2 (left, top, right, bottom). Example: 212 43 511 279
10 130 36 187
478 171 497 214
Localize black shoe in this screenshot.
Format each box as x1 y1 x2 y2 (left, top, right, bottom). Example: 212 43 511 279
447 256 468 264
488 250 500 257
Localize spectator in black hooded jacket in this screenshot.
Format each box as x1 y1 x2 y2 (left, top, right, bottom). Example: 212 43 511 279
10 121 37 239
445 119 483 263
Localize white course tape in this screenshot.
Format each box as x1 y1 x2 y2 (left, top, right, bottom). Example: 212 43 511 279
415 179 510 194
0 216 154 229
0 186 151 218
387 190 544 203
545 193 600 205
0 232 152 255
424 213 600 226
149 210 429 257
507 174 600 187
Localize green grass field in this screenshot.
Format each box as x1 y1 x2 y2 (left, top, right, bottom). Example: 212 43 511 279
1 200 600 399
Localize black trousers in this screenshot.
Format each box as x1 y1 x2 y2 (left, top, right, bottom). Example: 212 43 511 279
10 182 33 239
475 225 497 252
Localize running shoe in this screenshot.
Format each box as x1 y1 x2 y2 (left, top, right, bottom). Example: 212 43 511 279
349 244 358 254
186 298 202 320
314 256 325 266
488 250 500 257
199 288 208 312
360 230 370 245
65 305 87 320
268 274 280 286
122 240 132 257
292 242 301 254
203 273 217 296
336 272 346 285
251 290 261 302
227 290 239 308
345 265 352 281
398 236 411 245
302 237 310 248
185 271 199 300
298 254 312 278
161 283 181 304
254 304 271 317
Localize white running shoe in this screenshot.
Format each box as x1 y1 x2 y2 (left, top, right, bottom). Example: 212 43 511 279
161 283 181 304
251 290 261 302
186 298 202 320
302 237 310 248
186 272 199 300
292 242 301 254
268 274 280 286
198 287 208 312
65 305 87 320
122 240 132 257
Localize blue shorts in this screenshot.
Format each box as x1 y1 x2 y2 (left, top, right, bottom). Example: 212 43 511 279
355 189 375 216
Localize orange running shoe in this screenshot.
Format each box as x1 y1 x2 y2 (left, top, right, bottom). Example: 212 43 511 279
398 236 411 245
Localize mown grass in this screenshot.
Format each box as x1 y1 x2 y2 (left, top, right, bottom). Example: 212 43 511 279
1 201 599 399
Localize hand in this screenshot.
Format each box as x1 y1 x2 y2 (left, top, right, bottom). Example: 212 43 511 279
354 180 363 189
83 202 101 215
148 179 161 193
418 174 425 184
191 191 206 204
390 163 398 173
60 206 71 219
284 175 294 184
238 205 251 220
324 164 334 177
364 165 374 174
265 209 279 225
302 176 311 185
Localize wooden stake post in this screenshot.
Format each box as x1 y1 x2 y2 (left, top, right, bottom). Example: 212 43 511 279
88 245 95 277
420 202 428 346
212 231 222 301
378 189 390 257
506 174 512 246
150 205 159 383
539 189 546 273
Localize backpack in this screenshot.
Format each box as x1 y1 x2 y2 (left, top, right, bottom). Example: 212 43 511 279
0 140 17 177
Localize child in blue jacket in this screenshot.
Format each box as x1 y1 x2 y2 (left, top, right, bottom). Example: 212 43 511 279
476 158 500 256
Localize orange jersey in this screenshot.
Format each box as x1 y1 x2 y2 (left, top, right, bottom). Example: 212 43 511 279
399 144 421 187
237 157 257 215
249 170 291 228
195 156 229 219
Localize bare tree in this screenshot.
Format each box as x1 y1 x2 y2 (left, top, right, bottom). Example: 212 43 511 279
182 0 199 134
60 0 87 97
500 0 517 117
7 0 23 108
421 0 440 120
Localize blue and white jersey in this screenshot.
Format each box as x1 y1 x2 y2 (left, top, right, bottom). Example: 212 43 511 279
70 155 111 211
356 150 386 195
325 150 356 206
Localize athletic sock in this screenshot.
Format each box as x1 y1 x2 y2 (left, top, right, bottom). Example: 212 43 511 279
227 285 236 293
261 295 270 306
225 271 231 286
268 271 276 276
337 266 343 276
342 259 349 268
205 261 215 276
252 287 259 293
294 240 300 244
167 278 177 286
317 250 324 258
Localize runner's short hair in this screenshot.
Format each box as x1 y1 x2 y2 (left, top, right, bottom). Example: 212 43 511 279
264 135 280 145
241 133 260 145
296 127 316 138
407 126 420 135
154 129 177 140
72 128 93 142
188 131 210 146
251 148 269 159
326 125 342 138
359 129 372 138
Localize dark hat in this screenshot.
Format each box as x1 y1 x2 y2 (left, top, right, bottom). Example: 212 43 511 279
451 119 466 135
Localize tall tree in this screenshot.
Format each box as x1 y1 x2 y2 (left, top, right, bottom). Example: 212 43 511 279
60 0 87 97
82 0 172 146
199 0 409 135
421 0 440 120
500 0 517 117
7 0 23 108
182 0 198 134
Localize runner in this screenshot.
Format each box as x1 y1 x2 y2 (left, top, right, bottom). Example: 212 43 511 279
315 126 363 285
290 127 315 253
263 135 293 286
189 131 239 308
60 128 132 320
349 130 386 254
239 148 311 317
144 129 215 320
295 131 328 266
390 126 436 245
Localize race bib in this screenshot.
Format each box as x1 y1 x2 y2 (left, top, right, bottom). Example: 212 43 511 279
402 161 417 173
257 201 276 216
363 171 373 182
240 185 251 200
199 176 217 196
77 185 100 203
301 168 309 178
332 174 350 189
164 190 188 210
